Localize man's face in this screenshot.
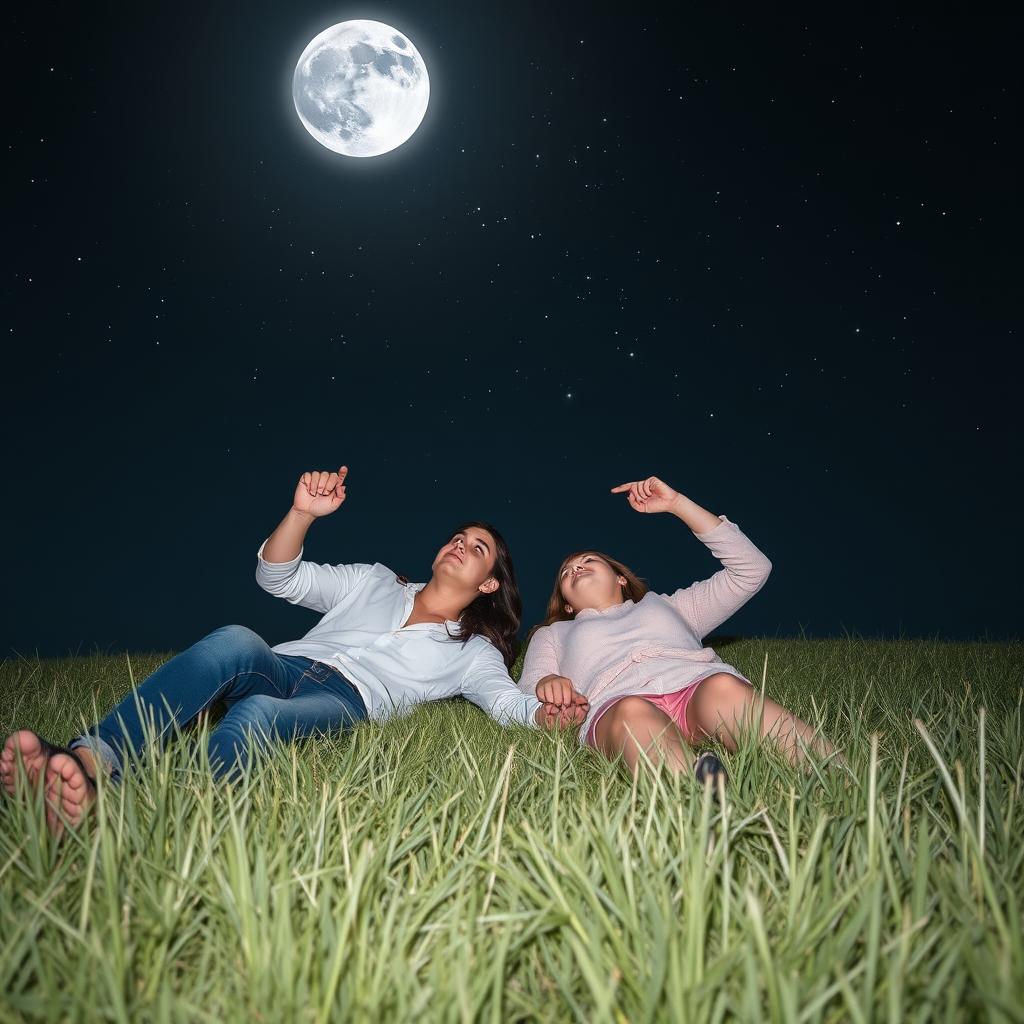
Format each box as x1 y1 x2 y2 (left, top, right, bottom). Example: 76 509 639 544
433 527 499 593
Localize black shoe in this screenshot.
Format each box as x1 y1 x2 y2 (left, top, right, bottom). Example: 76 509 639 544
693 752 728 791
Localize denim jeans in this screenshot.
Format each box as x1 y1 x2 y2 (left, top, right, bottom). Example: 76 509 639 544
70 624 367 781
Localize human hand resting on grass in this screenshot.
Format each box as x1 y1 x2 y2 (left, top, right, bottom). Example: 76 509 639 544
610 475 679 514
293 466 348 518
533 674 589 730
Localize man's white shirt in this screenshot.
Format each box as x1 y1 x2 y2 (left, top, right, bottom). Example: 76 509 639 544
256 541 542 726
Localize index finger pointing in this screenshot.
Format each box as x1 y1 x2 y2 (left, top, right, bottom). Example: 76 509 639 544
610 483 633 493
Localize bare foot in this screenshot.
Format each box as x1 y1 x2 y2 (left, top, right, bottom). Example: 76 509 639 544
43 751 96 836
1 730 54 796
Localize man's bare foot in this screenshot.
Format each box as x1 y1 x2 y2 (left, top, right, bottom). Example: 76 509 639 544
44 751 97 837
1 730 55 796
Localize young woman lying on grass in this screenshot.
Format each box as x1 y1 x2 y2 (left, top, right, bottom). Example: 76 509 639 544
517 475 839 787
2 465 580 836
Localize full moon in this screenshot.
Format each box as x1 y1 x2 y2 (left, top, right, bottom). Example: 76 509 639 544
292 20 430 158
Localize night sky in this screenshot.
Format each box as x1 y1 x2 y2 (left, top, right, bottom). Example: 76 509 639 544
5 8 1021 658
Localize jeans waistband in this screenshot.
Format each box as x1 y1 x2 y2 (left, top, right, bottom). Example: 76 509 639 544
308 660 366 706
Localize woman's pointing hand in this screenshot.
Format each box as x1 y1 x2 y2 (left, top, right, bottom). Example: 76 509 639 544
610 475 679 515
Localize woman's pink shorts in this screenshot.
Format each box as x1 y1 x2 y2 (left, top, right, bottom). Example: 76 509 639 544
585 671 751 748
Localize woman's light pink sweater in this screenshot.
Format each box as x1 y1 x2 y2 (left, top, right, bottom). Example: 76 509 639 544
516 515 773 744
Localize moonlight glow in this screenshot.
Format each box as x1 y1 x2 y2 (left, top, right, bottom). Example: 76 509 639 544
292 20 430 158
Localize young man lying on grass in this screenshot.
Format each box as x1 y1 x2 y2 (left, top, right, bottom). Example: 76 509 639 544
2 463 587 836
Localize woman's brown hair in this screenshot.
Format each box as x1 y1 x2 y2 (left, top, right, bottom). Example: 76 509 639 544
526 550 649 644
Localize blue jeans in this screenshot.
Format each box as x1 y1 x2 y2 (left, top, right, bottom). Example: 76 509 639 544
70 624 367 782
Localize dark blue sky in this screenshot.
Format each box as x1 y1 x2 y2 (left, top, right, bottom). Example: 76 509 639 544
5 7 1021 656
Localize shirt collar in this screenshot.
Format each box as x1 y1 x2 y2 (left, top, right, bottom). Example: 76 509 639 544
403 580 462 627
574 598 634 621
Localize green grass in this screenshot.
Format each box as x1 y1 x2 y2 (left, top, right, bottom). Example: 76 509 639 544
1 637 1022 1022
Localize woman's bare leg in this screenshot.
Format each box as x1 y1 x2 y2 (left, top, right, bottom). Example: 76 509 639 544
686 673 835 764
593 696 693 776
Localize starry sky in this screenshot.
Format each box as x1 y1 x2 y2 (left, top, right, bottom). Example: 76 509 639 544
5 7 1021 658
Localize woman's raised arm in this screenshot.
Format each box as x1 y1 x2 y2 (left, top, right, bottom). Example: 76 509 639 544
612 476 771 639
610 475 719 532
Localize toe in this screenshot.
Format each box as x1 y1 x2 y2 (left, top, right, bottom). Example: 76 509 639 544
44 753 95 833
2 730 49 795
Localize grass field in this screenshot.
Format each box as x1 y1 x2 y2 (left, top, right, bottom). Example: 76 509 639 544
1 636 1022 1022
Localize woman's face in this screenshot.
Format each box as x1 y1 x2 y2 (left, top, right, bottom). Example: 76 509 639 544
558 553 626 614
432 527 500 593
